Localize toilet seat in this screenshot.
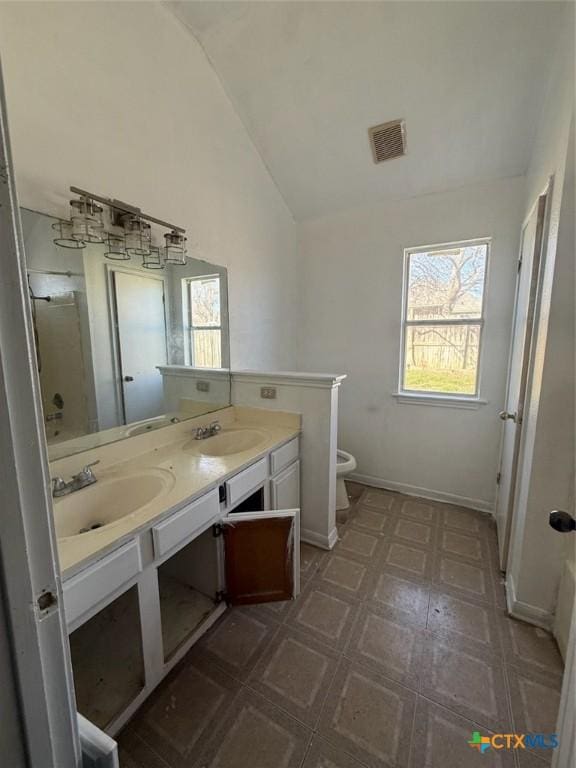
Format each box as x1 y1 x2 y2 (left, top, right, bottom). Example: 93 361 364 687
336 449 357 475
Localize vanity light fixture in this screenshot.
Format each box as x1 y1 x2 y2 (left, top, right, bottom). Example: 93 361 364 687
52 186 189 269
52 219 86 249
124 216 152 257
104 233 130 261
142 244 164 270
163 230 187 265
70 197 105 243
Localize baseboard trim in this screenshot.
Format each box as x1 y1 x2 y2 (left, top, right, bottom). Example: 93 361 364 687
301 526 338 551
505 575 553 630
349 472 494 514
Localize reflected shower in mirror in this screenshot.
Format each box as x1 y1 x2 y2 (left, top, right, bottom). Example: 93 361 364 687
22 208 231 460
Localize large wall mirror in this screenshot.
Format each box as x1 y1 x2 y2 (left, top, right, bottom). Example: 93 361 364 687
22 208 231 460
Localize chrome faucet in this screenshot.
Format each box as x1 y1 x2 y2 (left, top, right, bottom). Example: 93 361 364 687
194 420 222 440
51 460 100 498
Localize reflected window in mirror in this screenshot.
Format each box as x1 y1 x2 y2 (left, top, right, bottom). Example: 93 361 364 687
21 207 231 461
184 275 222 368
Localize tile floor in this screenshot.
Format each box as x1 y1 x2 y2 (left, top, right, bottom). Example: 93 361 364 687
118 483 564 768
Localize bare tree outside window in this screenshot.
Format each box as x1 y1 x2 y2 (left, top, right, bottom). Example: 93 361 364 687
402 241 489 395
186 276 222 368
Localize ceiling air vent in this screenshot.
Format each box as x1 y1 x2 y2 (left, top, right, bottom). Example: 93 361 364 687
369 119 406 163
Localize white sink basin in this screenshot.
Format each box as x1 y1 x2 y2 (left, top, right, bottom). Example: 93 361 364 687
54 468 175 539
184 428 270 457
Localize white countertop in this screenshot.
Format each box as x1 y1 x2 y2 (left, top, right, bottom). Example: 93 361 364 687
52 407 300 577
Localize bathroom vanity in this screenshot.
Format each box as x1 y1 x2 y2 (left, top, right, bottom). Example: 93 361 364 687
51 407 301 736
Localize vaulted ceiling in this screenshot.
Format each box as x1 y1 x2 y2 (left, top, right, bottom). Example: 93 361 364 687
168 1 564 220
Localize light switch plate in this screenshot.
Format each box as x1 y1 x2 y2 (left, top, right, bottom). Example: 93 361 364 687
260 386 277 399
196 381 210 392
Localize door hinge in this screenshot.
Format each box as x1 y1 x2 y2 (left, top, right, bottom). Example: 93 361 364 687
213 523 224 538
496 472 501 485
215 590 228 604
517 257 523 272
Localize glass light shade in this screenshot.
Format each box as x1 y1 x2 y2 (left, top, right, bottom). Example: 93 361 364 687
164 230 187 265
124 217 151 257
52 219 86 249
104 233 130 261
70 199 104 243
142 245 164 270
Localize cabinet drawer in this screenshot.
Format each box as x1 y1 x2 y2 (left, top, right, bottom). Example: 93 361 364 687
226 458 268 507
63 539 142 627
152 489 219 558
270 437 299 475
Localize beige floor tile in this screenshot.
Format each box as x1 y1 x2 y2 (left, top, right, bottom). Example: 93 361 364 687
345 603 424 688
360 488 396 510
433 554 493 603
392 517 435 549
420 632 511 732
301 543 326 581
118 727 172 768
318 553 371 598
368 570 430 625
336 528 383 561
441 506 490 535
516 749 557 767
427 591 502 652
400 498 439 525
409 697 515 768
507 665 561 763
287 581 359 649
133 658 240 766
248 627 338 727
196 608 277 681
197 688 311 768
499 616 563 676
348 505 390 534
302 736 368 768
383 541 433 580
439 528 487 563
318 659 416 768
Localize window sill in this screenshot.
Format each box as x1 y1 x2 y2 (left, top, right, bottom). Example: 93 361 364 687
392 392 488 410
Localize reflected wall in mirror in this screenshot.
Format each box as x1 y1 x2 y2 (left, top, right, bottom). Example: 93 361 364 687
22 208 231 460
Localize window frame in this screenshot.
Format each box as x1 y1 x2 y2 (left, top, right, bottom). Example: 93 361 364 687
398 237 491 404
183 274 223 368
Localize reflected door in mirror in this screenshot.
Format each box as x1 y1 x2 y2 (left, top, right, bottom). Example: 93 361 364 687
114 271 167 423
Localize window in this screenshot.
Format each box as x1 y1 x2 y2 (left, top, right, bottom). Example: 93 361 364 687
184 275 222 368
400 239 489 397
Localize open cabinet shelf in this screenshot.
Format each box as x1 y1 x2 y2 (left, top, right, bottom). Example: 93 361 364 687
158 526 220 662
69 585 144 730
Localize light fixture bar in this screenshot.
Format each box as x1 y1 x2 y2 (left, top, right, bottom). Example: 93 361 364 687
69 186 186 233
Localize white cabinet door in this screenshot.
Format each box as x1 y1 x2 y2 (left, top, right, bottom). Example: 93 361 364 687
271 460 300 511
220 509 300 605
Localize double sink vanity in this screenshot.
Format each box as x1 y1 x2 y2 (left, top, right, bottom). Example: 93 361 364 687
50 406 301 735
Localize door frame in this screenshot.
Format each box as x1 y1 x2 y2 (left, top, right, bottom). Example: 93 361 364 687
496 180 551 570
106 264 169 426
0 58 81 766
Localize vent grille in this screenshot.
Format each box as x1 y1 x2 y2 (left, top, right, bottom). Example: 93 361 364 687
369 119 406 163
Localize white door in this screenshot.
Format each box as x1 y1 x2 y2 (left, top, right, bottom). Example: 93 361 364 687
551 501 576 768
113 271 167 424
495 193 547 569
0 59 81 766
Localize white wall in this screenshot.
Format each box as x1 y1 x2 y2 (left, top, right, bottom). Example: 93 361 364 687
298 176 526 510
0 0 299 373
508 0 575 620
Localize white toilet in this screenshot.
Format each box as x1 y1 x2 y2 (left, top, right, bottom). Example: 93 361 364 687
336 449 357 511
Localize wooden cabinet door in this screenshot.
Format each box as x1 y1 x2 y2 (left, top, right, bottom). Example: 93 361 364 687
221 510 298 606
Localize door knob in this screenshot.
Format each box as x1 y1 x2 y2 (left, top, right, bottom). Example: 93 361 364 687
123 375 134 382
499 410 518 422
549 510 576 533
